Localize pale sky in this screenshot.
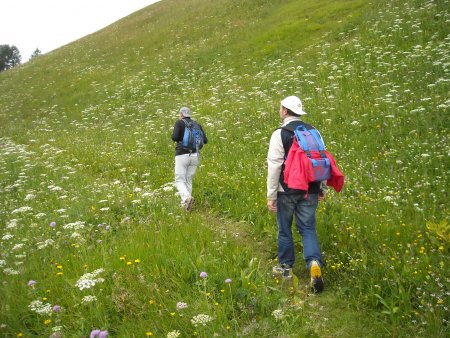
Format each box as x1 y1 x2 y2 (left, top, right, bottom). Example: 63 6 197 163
1 0 161 62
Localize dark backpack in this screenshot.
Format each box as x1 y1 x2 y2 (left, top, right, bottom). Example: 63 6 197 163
182 120 204 153
281 123 331 182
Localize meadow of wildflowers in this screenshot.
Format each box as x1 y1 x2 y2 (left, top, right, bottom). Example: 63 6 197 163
0 0 448 336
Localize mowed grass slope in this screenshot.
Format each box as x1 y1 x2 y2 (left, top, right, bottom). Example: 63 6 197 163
0 0 448 337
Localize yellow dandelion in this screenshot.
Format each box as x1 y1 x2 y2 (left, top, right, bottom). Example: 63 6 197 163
42 297 48 301
119 256 126 261
220 289 225 293
437 299 444 304
146 332 154 337
170 312 176 316
149 299 155 305
56 272 63 276
134 259 141 263
17 333 24 337
44 319 51 325
126 261 132 266
56 265 63 270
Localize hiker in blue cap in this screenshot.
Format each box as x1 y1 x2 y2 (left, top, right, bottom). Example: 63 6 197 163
171 106 208 211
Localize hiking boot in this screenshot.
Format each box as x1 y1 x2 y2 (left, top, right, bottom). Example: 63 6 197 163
272 264 292 279
182 197 194 211
186 197 194 211
310 260 324 293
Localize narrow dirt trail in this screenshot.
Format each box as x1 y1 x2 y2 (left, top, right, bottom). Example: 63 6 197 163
195 210 387 337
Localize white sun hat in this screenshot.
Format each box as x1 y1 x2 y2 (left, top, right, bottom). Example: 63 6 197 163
281 96 306 115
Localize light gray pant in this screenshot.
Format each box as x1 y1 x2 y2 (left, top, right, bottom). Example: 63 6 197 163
174 153 199 204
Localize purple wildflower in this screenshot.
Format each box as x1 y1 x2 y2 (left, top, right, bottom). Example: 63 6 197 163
105 225 110 231
50 221 56 228
98 223 103 228
52 305 61 312
199 271 208 279
176 301 188 310
225 278 232 284
90 329 101 338
27 280 37 287
98 331 108 338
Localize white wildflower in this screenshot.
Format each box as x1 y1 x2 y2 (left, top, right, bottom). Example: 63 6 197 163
2 234 14 241
37 239 55 250
6 219 18 229
167 330 181 338
12 243 24 251
76 279 96 290
3 268 19 275
81 295 97 304
75 269 105 290
52 326 63 332
191 314 213 327
11 206 33 214
29 300 52 315
0 260 6 267
24 193 35 201
63 221 85 230
272 309 284 321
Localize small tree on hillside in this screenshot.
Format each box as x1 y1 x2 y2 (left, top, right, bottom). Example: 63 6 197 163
0 44 21 72
29 48 42 60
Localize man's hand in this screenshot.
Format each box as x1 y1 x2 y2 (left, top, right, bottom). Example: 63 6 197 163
319 191 326 201
267 200 277 213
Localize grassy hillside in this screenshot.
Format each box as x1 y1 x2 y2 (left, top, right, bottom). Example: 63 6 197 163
0 0 448 337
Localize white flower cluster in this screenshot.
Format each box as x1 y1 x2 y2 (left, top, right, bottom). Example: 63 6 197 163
0 260 5 267
52 326 63 332
12 243 24 251
190 314 213 327
6 219 18 229
3 268 19 275
272 309 284 321
2 234 13 241
37 239 55 250
63 221 85 230
11 206 33 214
167 330 181 338
75 269 105 290
76 279 96 290
29 300 52 315
24 193 35 201
81 295 97 304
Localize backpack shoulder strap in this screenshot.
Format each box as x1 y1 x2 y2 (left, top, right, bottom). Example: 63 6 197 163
182 119 193 127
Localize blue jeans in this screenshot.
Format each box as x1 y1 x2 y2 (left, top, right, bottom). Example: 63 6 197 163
276 193 322 269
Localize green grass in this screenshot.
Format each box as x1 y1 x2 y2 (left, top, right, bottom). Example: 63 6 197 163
0 0 449 337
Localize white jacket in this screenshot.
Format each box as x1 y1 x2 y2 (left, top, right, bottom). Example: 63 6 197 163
267 116 302 200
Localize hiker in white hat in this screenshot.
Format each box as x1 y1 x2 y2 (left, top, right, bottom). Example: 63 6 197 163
266 95 326 293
